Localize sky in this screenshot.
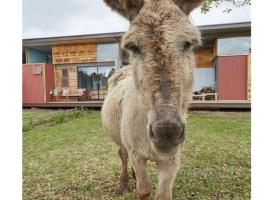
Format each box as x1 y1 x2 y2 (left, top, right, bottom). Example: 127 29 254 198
22 0 251 39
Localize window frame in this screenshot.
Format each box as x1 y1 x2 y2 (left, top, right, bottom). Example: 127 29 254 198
216 36 251 56
61 68 69 87
96 42 120 62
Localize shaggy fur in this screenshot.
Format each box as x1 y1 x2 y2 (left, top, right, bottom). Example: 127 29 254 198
102 0 203 199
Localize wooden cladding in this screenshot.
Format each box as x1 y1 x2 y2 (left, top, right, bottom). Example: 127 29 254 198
52 43 97 64
195 48 214 68
54 66 78 93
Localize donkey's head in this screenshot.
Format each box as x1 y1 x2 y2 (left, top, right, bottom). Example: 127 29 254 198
105 0 202 153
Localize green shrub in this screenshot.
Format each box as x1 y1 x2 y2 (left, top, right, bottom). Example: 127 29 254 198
73 109 83 119
51 113 65 125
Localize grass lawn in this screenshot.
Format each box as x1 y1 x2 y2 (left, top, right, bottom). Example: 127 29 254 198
23 111 250 200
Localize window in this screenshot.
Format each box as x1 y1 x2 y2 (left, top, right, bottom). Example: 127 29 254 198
61 69 69 87
193 68 216 92
217 37 251 55
22 48 26 64
78 65 115 100
27 47 52 64
32 66 42 74
97 43 119 62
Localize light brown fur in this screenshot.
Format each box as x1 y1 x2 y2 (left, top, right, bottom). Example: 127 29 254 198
102 0 203 199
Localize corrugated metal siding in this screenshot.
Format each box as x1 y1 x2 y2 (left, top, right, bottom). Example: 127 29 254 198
23 64 45 103
45 64 55 102
217 55 247 100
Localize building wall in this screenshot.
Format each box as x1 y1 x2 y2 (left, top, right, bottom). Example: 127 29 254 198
23 64 55 104
54 66 78 93
52 43 97 64
193 47 215 92
195 48 214 68
44 64 55 102
247 54 251 100
217 55 248 100
23 64 45 103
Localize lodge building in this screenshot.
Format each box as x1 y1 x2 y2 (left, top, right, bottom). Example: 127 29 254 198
22 22 251 109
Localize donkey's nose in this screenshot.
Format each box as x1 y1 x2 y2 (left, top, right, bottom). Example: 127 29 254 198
149 119 185 146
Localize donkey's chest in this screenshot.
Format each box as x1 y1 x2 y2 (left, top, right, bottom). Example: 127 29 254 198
120 104 160 161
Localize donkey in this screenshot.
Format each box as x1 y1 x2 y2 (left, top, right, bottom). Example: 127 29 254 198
102 0 203 199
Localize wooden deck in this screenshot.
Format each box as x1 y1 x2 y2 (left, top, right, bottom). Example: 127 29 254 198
23 100 251 110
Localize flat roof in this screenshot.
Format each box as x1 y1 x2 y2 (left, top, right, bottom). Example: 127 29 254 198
23 22 251 48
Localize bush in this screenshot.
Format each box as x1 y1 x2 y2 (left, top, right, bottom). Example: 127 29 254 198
51 113 65 125
73 109 83 119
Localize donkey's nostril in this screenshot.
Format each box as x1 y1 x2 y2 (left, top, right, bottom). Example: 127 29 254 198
150 120 184 143
149 124 159 143
149 119 185 152
175 125 186 143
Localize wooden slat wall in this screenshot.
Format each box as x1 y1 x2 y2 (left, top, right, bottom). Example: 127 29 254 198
52 43 97 64
54 66 78 93
195 48 214 68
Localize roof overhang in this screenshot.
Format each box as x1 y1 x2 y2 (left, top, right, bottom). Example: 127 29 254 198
199 22 251 47
23 22 251 48
23 32 123 47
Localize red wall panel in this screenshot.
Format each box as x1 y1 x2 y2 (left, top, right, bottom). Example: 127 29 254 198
44 64 55 102
23 64 45 103
23 64 55 104
217 55 247 100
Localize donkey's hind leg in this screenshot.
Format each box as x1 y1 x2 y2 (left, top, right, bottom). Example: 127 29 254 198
118 147 130 195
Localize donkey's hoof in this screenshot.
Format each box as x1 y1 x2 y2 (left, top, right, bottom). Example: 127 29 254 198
119 186 130 195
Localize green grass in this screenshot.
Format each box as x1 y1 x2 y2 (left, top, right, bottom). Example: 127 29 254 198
23 108 55 119
23 111 250 200
23 108 89 131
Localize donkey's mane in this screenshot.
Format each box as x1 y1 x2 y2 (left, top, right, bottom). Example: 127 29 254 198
108 65 132 92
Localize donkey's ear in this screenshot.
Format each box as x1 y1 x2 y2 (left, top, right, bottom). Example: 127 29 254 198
104 0 144 21
173 0 204 15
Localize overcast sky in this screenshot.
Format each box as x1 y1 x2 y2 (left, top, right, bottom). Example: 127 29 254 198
23 0 251 39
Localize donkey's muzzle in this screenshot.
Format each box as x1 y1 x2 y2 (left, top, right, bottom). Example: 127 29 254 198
149 119 185 153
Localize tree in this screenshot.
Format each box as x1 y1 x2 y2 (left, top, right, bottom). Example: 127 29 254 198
201 0 251 13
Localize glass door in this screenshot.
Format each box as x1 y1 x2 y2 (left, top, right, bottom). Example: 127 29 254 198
98 66 115 100
78 65 115 100
78 67 99 100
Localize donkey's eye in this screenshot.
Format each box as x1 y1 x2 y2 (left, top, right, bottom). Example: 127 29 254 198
183 41 193 52
125 42 141 55
129 44 141 55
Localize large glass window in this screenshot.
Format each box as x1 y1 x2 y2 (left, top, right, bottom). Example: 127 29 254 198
193 68 215 92
97 43 119 62
78 65 115 100
217 37 251 55
27 47 52 64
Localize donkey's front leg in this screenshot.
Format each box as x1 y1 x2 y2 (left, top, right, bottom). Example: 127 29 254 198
130 155 152 200
155 159 180 200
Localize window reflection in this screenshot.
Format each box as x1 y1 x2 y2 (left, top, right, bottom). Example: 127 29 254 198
97 43 119 62
78 66 115 100
218 37 251 55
